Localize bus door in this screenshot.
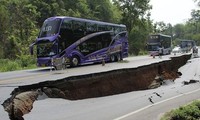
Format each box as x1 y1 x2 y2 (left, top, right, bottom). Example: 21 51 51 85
118 32 128 57
77 33 112 63
107 32 126 61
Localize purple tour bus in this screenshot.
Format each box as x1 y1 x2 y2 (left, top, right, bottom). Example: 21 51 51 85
30 16 128 67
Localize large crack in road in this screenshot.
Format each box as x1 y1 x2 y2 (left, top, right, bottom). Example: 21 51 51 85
2 54 191 120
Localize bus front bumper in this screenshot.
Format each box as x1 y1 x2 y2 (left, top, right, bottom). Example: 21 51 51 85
149 51 159 56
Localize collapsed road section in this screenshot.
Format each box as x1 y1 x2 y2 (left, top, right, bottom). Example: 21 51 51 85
2 54 191 120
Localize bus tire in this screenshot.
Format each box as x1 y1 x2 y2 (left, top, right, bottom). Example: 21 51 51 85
110 55 115 62
116 53 122 61
70 56 79 67
168 50 171 55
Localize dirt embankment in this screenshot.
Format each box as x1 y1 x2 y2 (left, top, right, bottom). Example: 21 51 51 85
2 54 191 119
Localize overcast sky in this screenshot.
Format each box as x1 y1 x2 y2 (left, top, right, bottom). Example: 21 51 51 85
150 0 198 25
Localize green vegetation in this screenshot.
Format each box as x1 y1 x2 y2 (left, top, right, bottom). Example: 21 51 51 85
0 55 36 72
161 100 200 120
0 0 199 72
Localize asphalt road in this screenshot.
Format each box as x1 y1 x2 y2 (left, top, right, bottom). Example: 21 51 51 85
23 79 200 120
0 53 199 120
0 55 171 85
114 84 200 120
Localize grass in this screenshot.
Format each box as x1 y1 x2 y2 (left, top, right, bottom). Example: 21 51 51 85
117 60 129 63
0 56 36 72
161 100 200 120
138 50 148 55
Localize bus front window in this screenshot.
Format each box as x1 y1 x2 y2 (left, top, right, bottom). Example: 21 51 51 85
37 42 58 57
39 18 61 38
148 45 159 51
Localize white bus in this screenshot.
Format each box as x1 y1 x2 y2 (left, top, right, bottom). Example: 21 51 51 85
147 34 172 56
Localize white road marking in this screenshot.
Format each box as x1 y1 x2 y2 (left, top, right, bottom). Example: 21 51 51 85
114 88 200 120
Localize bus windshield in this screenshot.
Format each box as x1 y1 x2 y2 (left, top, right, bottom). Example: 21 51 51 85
148 45 159 51
37 42 58 57
180 41 195 48
39 18 61 38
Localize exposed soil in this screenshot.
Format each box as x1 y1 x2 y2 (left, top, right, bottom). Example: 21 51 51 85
2 54 191 120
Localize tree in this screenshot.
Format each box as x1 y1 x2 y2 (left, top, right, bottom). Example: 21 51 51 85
10 0 39 54
113 0 152 32
190 10 200 34
194 0 200 6
0 0 40 59
0 0 155 59
0 1 9 58
87 0 122 23
113 0 153 55
63 0 93 19
30 0 66 27
173 24 185 39
129 13 153 55
153 22 173 38
153 21 167 33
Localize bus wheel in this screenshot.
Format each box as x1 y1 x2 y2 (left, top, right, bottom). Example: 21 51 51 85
110 55 115 62
168 50 171 55
116 53 122 61
71 56 79 67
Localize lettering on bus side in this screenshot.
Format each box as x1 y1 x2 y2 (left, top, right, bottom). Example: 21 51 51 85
109 44 122 54
96 54 105 60
88 56 96 61
88 54 105 61
42 26 52 32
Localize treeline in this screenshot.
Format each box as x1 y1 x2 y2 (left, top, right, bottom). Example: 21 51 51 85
0 0 199 61
0 0 152 60
173 9 200 45
153 9 200 46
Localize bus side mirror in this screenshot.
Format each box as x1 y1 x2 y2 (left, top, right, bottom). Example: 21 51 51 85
29 43 35 55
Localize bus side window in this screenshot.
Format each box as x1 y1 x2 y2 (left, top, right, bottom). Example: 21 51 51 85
73 21 85 32
107 26 113 31
61 20 72 29
120 27 126 32
73 21 86 40
86 22 97 34
60 19 73 49
115 35 120 41
58 19 73 49
114 27 120 35
88 43 96 52
80 43 89 54
102 33 112 47
98 25 107 31
60 19 72 35
97 42 102 50
119 32 126 37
